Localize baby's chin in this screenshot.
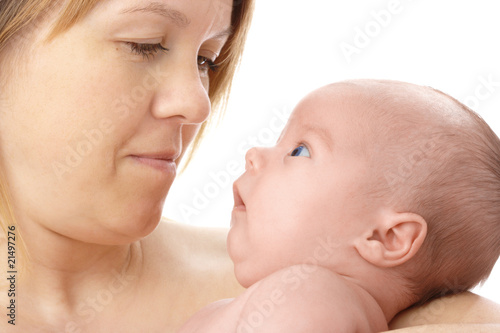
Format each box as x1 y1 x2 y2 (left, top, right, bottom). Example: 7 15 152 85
231 260 264 288
226 231 274 288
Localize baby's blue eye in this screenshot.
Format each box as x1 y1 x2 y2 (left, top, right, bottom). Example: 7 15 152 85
290 145 310 157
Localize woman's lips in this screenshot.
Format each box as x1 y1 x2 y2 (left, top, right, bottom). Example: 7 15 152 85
130 155 177 173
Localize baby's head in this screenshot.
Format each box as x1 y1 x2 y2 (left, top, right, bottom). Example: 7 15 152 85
228 79 500 306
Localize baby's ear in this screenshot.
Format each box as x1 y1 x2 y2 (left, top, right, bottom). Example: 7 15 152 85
354 211 427 268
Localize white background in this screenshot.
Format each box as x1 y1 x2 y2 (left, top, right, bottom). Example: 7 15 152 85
164 0 500 304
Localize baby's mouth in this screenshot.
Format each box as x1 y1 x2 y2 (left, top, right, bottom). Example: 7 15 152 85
233 183 246 211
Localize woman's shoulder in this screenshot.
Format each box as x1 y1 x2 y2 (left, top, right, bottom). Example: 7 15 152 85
131 218 244 330
140 217 244 295
144 217 230 263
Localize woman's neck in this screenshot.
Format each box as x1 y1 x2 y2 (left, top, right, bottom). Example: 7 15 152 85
15 219 145 324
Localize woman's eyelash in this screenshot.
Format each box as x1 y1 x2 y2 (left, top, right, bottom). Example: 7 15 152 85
125 43 219 73
126 42 169 60
198 56 219 73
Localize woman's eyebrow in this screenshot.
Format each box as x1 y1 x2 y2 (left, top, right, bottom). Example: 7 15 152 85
211 27 234 40
120 2 191 28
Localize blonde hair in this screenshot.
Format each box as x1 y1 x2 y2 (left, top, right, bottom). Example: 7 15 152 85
0 0 254 257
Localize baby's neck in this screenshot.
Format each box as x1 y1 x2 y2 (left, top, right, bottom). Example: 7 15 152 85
345 272 416 323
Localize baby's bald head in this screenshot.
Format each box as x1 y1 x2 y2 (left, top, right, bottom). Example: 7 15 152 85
328 79 500 304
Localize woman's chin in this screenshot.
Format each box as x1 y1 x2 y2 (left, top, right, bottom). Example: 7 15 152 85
111 213 162 243
82 211 163 246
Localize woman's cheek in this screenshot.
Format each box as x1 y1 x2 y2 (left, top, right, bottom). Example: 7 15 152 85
179 123 202 156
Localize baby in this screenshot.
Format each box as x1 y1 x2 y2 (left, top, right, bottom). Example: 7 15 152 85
179 80 500 332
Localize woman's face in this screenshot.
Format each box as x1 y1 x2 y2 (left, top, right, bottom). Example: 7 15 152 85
0 0 233 244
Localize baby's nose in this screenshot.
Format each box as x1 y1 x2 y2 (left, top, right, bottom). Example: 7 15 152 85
245 147 264 171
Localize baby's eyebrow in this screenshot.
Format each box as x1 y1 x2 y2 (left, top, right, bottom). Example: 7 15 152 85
303 125 334 151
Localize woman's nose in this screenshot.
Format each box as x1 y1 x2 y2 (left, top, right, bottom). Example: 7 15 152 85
245 147 266 171
149 60 211 125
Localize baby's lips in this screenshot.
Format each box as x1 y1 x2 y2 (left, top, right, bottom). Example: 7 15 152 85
232 181 246 211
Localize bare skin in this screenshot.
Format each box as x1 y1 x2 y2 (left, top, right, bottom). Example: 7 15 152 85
0 0 235 331
0 1 497 332
389 292 500 330
390 324 500 333
0 220 243 332
176 82 500 332
2 221 497 332
179 265 388 333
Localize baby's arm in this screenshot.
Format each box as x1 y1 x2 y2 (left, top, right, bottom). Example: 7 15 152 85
179 265 387 332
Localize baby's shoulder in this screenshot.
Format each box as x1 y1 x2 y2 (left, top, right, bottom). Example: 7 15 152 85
240 265 387 332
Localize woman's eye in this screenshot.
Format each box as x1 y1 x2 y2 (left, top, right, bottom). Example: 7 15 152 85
198 56 219 74
290 145 310 157
127 42 168 60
